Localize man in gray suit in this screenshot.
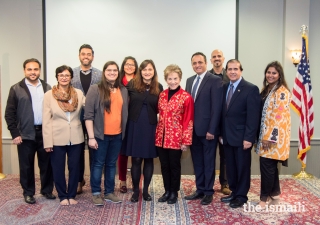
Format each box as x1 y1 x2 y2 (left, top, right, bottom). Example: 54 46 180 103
72 44 102 194
208 49 231 195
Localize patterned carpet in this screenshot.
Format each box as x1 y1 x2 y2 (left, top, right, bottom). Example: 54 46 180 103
0 174 320 224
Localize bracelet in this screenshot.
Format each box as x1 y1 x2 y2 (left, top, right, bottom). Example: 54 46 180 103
89 138 95 139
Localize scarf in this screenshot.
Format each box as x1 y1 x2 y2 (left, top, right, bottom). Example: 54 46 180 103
52 85 78 112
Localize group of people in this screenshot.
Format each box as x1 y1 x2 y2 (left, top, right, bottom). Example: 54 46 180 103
5 44 291 209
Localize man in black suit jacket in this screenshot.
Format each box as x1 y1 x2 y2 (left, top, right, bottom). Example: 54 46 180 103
185 52 223 205
220 59 260 208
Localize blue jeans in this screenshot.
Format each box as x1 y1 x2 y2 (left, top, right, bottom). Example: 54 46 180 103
91 134 122 195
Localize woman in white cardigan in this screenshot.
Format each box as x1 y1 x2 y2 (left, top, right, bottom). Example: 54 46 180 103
43 65 85 205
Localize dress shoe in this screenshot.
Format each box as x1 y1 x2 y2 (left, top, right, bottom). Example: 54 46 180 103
201 195 213 205
24 195 36 204
143 192 152 201
221 194 234 203
167 192 178 204
229 198 245 208
221 184 231 195
131 192 139 203
158 191 170 202
42 193 56 199
184 192 204 200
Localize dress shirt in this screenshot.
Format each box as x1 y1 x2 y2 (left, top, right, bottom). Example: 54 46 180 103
191 71 206 100
226 76 242 101
25 78 44 125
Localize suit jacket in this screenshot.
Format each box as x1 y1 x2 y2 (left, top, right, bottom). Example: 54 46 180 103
42 88 85 148
221 78 261 146
185 72 223 136
71 66 102 94
155 88 194 149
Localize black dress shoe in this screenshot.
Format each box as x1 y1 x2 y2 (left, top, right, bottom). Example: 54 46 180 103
221 194 235 203
131 192 139 203
143 193 152 201
24 195 36 204
184 192 204 200
158 191 170 202
43 193 56 200
229 198 245 208
167 192 178 204
201 195 213 205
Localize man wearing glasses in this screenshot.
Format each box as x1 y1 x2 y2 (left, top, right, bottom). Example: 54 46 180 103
72 44 102 194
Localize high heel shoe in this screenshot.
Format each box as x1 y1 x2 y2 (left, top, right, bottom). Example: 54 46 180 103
158 191 170 202
269 195 280 205
143 193 152 201
131 192 139 203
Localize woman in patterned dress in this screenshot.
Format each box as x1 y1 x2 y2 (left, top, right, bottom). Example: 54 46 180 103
255 61 291 209
155 64 194 204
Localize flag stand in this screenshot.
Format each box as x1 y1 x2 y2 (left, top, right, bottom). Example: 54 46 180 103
0 66 6 180
293 166 313 179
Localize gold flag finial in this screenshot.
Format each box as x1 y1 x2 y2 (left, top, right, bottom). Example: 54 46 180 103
300 25 308 36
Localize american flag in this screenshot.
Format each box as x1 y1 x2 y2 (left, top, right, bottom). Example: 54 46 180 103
291 35 314 167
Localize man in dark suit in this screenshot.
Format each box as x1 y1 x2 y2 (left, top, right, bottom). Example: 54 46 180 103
208 49 230 195
185 52 223 205
220 59 260 208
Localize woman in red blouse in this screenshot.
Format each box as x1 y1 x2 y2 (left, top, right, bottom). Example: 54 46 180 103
118 56 138 193
155 64 194 204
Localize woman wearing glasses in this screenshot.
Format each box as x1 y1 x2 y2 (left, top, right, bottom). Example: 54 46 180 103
43 65 85 205
118 56 138 193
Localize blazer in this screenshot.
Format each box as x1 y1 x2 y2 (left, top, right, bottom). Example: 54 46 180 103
71 66 102 94
185 72 223 136
127 80 163 125
84 84 129 140
155 88 194 149
221 78 261 146
42 88 85 148
255 85 291 160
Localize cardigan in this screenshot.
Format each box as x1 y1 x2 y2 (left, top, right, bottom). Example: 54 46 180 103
255 85 291 160
126 80 163 125
155 88 194 149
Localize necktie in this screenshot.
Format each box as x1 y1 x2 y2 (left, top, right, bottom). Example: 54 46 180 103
226 84 234 108
191 76 200 99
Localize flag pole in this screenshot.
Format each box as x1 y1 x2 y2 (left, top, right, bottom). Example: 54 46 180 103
292 25 313 179
0 65 6 179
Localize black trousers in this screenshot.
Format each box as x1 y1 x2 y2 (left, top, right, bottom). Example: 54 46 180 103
79 120 93 182
157 147 182 192
218 142 228 186
17 128 54 196
224 143 251 203
260 156 281 201
51 144 82 201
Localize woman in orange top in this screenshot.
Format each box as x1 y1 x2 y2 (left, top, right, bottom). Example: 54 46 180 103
255 61 291 209
155 64 194 204
118 56 138 193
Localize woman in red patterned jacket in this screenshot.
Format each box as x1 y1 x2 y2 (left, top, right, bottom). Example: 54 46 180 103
155 64 194 204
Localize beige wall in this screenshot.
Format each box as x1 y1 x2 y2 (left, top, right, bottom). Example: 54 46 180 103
1 0 320 177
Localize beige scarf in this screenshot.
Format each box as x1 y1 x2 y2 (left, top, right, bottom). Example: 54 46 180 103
52 85 78 112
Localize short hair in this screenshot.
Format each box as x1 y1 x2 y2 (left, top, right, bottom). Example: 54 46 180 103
23 58 41 69
79 44 94 55
55 65 74 80
164 64 182 80
226 59 243 71
191 52 207 63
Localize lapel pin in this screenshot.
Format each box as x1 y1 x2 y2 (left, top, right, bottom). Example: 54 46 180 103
238 89 240 92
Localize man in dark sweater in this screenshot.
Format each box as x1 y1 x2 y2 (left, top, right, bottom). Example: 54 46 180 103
71 44 102 194
208 49 231 195
5 58 55 204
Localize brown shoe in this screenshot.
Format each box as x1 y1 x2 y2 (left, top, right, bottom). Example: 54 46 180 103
77 180 86 194
221 184 231 195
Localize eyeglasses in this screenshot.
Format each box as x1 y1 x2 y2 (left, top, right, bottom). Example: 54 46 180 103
125 63 135 68
58 74 71 78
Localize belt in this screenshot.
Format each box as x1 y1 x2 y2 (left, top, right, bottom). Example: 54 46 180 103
34 125 42 130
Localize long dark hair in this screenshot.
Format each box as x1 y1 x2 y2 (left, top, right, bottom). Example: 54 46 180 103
98 61 121 113
261 61 290 97
132 59 160 96
119 56 138 82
